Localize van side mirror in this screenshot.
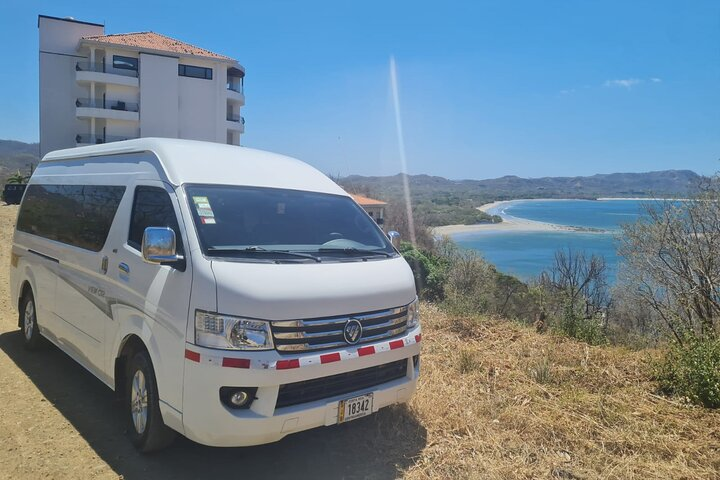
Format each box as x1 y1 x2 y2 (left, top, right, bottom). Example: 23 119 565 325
142 227 184 264
388 230 401 249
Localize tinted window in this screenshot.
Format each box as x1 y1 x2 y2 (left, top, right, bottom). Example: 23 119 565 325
17 184 125 252
178 64 213 80
113 55 138 71
128 186 184 254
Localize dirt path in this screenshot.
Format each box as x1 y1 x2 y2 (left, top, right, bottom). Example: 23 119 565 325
0 205 425 480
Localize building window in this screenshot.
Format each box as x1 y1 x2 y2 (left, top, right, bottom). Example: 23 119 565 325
113 55 138 71
178 64 213 80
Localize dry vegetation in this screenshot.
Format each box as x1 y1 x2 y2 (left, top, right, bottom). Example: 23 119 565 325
0 205 718 479
402 304 720 479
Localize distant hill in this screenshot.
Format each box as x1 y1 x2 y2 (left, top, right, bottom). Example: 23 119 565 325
341 170 703 203
339 170 704 227
0 140 39 182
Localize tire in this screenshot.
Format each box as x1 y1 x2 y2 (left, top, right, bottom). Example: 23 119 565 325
20 290 45 350
125 350 176 452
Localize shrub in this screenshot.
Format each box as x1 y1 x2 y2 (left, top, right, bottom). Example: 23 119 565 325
399 242 448 301
655 337 720 408
555 301 607 346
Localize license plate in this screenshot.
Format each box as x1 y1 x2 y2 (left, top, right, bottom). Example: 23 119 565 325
338 393 373 423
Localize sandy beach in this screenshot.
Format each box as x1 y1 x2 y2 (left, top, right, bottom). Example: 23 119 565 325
433 199 604 236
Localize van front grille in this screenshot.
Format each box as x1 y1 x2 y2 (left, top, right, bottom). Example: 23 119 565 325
271 306 409 353
275 359 408 409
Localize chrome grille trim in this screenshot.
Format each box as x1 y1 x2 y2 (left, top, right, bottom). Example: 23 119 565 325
272 306 410 353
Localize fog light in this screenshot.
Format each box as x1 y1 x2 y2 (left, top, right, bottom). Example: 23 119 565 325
231 391 249 406
220 387 257 410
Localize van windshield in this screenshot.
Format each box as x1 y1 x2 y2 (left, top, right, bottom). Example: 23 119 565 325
185 185 395 261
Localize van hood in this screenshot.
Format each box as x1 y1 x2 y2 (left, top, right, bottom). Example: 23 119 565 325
210 256 416 320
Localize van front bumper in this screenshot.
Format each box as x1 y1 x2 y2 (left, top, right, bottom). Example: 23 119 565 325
180 327 421 447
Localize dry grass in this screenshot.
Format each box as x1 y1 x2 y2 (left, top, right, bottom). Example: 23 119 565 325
400 304 720 479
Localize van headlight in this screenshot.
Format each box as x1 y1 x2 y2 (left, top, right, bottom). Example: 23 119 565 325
195 311 274 350
407 298 419 328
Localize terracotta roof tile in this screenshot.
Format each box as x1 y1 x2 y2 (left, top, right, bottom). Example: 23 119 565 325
81 31 233 60
350 194 387 206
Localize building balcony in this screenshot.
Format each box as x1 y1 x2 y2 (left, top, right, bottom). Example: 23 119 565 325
226 114 245 133
76 98 139 122
76 133 138 146
76 98 139 112
226 84 245 105
75 61 139 88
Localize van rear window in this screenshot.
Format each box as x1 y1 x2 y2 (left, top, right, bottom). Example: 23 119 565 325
17 184 126 252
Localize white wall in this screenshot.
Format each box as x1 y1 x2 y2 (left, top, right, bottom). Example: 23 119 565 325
139 53 179 138
177 58 220 142
39 16 104 156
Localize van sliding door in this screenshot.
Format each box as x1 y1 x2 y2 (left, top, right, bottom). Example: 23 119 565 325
52 185 126 375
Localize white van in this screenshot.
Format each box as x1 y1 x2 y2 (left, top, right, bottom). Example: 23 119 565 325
9 138 421 451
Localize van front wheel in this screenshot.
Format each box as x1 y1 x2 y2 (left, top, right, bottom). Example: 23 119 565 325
125 350 176 452
20 290 44 350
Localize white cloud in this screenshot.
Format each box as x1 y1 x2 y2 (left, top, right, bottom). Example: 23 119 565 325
603 78 642 88
650 77 662 83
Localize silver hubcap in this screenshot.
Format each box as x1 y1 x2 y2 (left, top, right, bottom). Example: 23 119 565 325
130 370 148 435
24 299 35 341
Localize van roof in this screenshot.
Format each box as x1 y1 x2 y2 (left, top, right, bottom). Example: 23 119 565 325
41 138 346 195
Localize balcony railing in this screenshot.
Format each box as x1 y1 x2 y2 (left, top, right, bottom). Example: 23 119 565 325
227 113 245 124
76 134 137 145
76 98 139 112
227 83 244 94
76 61 139 78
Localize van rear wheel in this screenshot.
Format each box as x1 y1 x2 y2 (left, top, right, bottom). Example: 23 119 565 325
20 290 45 350
125 350 176 452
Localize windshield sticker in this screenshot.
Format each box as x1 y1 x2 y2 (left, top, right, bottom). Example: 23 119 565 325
277 202 286 214
192 196 215 218
201 217 216 225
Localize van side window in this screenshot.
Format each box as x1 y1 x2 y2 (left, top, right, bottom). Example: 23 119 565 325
128 186 184 255
17 184 126 252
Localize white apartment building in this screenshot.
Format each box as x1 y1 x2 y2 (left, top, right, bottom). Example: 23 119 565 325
39 15 245 157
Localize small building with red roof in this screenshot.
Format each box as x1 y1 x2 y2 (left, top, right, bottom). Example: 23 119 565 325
350 194 388 229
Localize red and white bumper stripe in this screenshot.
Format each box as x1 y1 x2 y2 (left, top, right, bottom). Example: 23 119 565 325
185 333 421 370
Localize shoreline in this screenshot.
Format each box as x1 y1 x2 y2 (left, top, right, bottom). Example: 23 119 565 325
433 198 609 236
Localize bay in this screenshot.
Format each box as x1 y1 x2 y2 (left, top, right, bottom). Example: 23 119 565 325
451 199 650 281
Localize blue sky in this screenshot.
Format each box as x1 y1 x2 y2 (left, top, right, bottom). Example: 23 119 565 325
1 0 718 179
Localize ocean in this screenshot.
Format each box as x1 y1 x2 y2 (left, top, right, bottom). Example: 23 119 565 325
452 199 649 281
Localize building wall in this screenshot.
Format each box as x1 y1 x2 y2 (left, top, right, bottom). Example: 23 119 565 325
139 53 179 138
39 16 104 157
177 58 225 142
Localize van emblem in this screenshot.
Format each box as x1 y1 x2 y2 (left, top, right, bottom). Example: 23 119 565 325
343 319 363 345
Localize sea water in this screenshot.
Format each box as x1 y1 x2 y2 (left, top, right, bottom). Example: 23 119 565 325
452 200 650 281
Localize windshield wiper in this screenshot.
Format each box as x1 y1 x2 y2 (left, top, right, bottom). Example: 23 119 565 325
317 247 393 258
207 246 322 262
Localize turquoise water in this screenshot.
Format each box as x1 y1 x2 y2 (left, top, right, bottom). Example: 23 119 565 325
452 200 648 281
501 199 644 230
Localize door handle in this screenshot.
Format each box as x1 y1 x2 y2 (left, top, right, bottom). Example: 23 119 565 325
100 256 108 274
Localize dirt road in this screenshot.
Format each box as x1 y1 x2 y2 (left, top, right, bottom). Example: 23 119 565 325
0 205 424 479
